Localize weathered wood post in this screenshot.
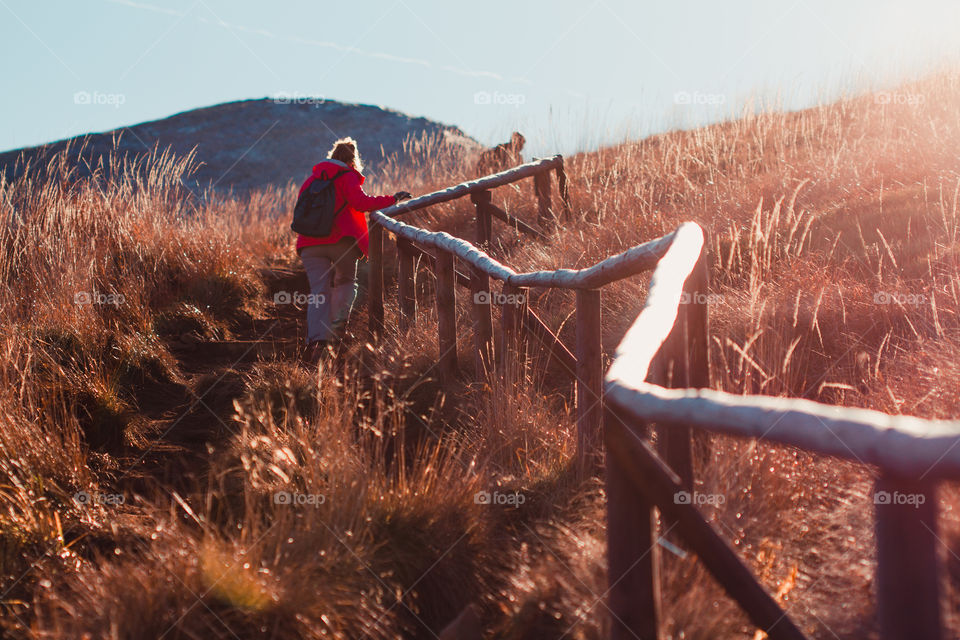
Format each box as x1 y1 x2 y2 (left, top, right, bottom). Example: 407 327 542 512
654 336 692 492
606 415 808 640
534 170 556 232
397 237 416 329
875 475 942 640
605 406 661 640
469 266 494 377
684 251 711 390
576 288 603 468
368 221 385 336
555 160 572 222
434 250 459 386
657 250 710 491
471 190 493 249
500 283 528 374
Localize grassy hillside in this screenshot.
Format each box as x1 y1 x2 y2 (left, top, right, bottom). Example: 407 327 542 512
1 71 958 639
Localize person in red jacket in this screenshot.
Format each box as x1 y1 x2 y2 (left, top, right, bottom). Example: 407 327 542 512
296 137 411 362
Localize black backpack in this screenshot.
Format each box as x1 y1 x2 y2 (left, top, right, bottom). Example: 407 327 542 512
291 169 350 237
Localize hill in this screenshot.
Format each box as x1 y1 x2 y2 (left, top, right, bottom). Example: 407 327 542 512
0 98 480 192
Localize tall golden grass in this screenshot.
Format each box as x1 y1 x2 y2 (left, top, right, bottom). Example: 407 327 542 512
1 71 958 638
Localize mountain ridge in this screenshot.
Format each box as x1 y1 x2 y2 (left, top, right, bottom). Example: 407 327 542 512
0 98 480 192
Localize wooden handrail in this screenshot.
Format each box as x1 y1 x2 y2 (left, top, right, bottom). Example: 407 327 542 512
606 384 960 479
369 210 687 290
370 211 519 280
366 142 958 638
604 223 705 382
366 157 698 472
603 220 960 479
605 414 808 640
603 217 956 640
377 155 564 217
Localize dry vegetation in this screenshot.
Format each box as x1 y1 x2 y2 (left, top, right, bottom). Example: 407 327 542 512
1 71 959 639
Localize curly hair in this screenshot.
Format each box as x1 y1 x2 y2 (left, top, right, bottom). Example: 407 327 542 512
328 137 363 173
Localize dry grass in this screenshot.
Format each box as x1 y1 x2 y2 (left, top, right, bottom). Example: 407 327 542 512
1 70 959 638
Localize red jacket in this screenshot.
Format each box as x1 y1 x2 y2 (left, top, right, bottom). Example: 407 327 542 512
295 159 396 257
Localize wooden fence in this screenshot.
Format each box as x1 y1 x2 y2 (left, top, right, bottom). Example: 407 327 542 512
368 155 568 333
365 158 960 640
604 222 960 640
366 155 690 464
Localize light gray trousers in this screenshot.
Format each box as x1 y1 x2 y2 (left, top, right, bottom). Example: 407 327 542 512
299 241 361 344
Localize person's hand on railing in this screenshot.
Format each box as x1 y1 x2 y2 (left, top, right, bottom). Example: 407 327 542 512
393 191 413 202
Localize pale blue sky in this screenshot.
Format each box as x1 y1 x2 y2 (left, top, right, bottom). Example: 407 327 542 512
1 0 958 156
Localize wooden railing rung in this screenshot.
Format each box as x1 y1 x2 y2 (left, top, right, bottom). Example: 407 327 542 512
470 265 494 376
378 155 565 218
500 283 527 373
471 190 493 249
487 202 545 239
605 413 809 640
605 407 661 640
575 288 603 467
400 241 471 288
521 306 577 376
534 170 555 232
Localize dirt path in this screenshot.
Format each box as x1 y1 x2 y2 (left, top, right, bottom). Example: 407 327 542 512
112 264 308 499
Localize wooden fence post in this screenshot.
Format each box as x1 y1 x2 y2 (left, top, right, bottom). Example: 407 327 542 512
576 288 602 468
656 250 710 491
555 160 571 222
397 237 416 329
500 283 528 374
875 475 942 640
470 266 494 377
606 416 808 640
471 190 493 249
534 170 556 232
685 251 711 390
435 250 458 386
368 221 385 336
654 340 693 492
605 405 661 640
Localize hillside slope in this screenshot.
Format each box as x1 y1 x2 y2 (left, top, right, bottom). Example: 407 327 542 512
1 72 959 639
